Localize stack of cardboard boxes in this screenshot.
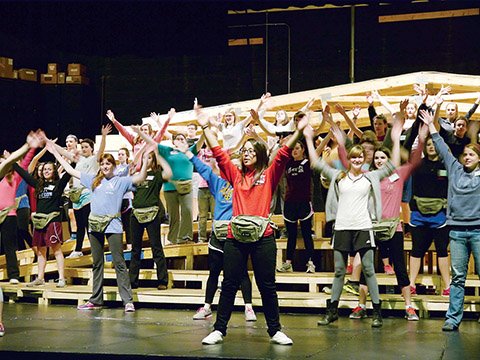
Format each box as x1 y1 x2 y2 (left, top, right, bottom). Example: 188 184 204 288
0 56 88 85
66 64 89 85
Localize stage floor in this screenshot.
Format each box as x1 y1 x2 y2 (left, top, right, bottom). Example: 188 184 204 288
1 302 479 359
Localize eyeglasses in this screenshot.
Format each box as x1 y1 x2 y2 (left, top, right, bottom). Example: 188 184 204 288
241 148 256 156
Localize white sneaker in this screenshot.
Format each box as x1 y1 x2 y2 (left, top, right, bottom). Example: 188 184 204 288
9 278 19 285
245 307 257 322
56 279 66 288
270 331 293 345
277 262 293 273
306 260 316 274
124 303 135 313
26 278 45 287
193 307 212 320
202 330 223 345
66 251 83 259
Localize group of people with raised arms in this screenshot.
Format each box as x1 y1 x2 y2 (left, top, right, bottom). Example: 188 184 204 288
1 86 480 342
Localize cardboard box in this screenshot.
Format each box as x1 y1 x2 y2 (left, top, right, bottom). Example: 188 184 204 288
65 75 89 85
18 68 37 82
67 63 86 76
47 63 58 74
40 73 57 84
0 56 14 78
57 72 65 84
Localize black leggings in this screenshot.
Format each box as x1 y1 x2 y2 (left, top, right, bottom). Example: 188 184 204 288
285 217 314 261
16 207 32 250
74 204 90 252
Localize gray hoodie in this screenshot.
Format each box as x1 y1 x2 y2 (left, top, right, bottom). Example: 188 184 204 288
432 132 480 227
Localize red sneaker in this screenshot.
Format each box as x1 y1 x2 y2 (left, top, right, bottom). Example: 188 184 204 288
442 287 450 297
384 264 395 275
346 264 353 275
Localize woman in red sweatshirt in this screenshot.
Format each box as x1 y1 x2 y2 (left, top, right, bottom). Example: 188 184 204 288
197 104 308 346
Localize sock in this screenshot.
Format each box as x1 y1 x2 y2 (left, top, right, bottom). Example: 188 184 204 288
204 303 211 310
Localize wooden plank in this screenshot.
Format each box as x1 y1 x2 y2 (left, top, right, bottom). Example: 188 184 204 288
379 8 480 23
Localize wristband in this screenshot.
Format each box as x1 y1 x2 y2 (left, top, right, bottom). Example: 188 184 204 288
201 124 209 130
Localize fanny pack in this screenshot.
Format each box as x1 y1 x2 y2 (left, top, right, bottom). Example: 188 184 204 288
0 195 26 225
88 213 120 233
372 217 400 242
69 187 84 203
172 180 192 195
414 196 447 215
31 211 61 230
212 220 230 240
230 215 272 243
132 206 159 224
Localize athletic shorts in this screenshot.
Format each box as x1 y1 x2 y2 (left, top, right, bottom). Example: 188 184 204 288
283 201 313 223
33 222 63 247
332 229 375 253
410 225 449 257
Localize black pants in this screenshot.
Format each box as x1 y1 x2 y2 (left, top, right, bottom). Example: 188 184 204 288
73 204 90 252
205 233 252 304
16 207 32 250
214 235 281 337
285 217 314 261
361 231 409 288
1 216 20 280
129 213 168 287
121 199 132 245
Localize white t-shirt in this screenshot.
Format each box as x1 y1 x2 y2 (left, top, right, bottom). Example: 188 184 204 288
334 174 372 230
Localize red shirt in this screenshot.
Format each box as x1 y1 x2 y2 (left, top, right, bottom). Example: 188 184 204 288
212 145 292 237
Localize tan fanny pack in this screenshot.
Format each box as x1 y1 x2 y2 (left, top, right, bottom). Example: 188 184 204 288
172 180 192 195
88 213 120 233
132 206 159 224
414 196 447 215
69 187 84 203
212 220 230 240
372 217 400 242
230 215 272 243
31 211 61 230
0 195 26 225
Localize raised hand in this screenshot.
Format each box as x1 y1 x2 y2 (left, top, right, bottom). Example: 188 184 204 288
334 103 346 115
3 150 11 158
27 129 46 148
167 108 176 120
106 109 115 121
419 109 434 125
249 109 260 124
296 114 309 132
194 103 209 128
259 92 272 109
352 105 361 118
391 112 405 140
150 112 161 125
399 98 409 114
101 124 112 136
366 92 374 105
413 83 426 96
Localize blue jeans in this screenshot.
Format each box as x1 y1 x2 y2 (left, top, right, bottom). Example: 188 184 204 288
445 228 480 327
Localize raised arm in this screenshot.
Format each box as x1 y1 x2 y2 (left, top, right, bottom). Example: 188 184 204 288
372 89 395 114
0 130 45 178
151 109 175 142
465 93 480 120
390 111 405 167
46 140 81 179
195 105 220 149
157 153 173 181
96 124 112 161
335 103 363 139
106 110 135 146
285 113 309 149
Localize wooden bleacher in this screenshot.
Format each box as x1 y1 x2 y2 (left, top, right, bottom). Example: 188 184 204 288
1 212 480 318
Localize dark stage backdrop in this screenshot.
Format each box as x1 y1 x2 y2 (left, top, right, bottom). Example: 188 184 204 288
0 1 479 150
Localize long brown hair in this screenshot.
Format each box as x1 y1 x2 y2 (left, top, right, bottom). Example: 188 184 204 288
133 124 154 145
240 140 269 186
92 153 116 191
35 162 59 197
